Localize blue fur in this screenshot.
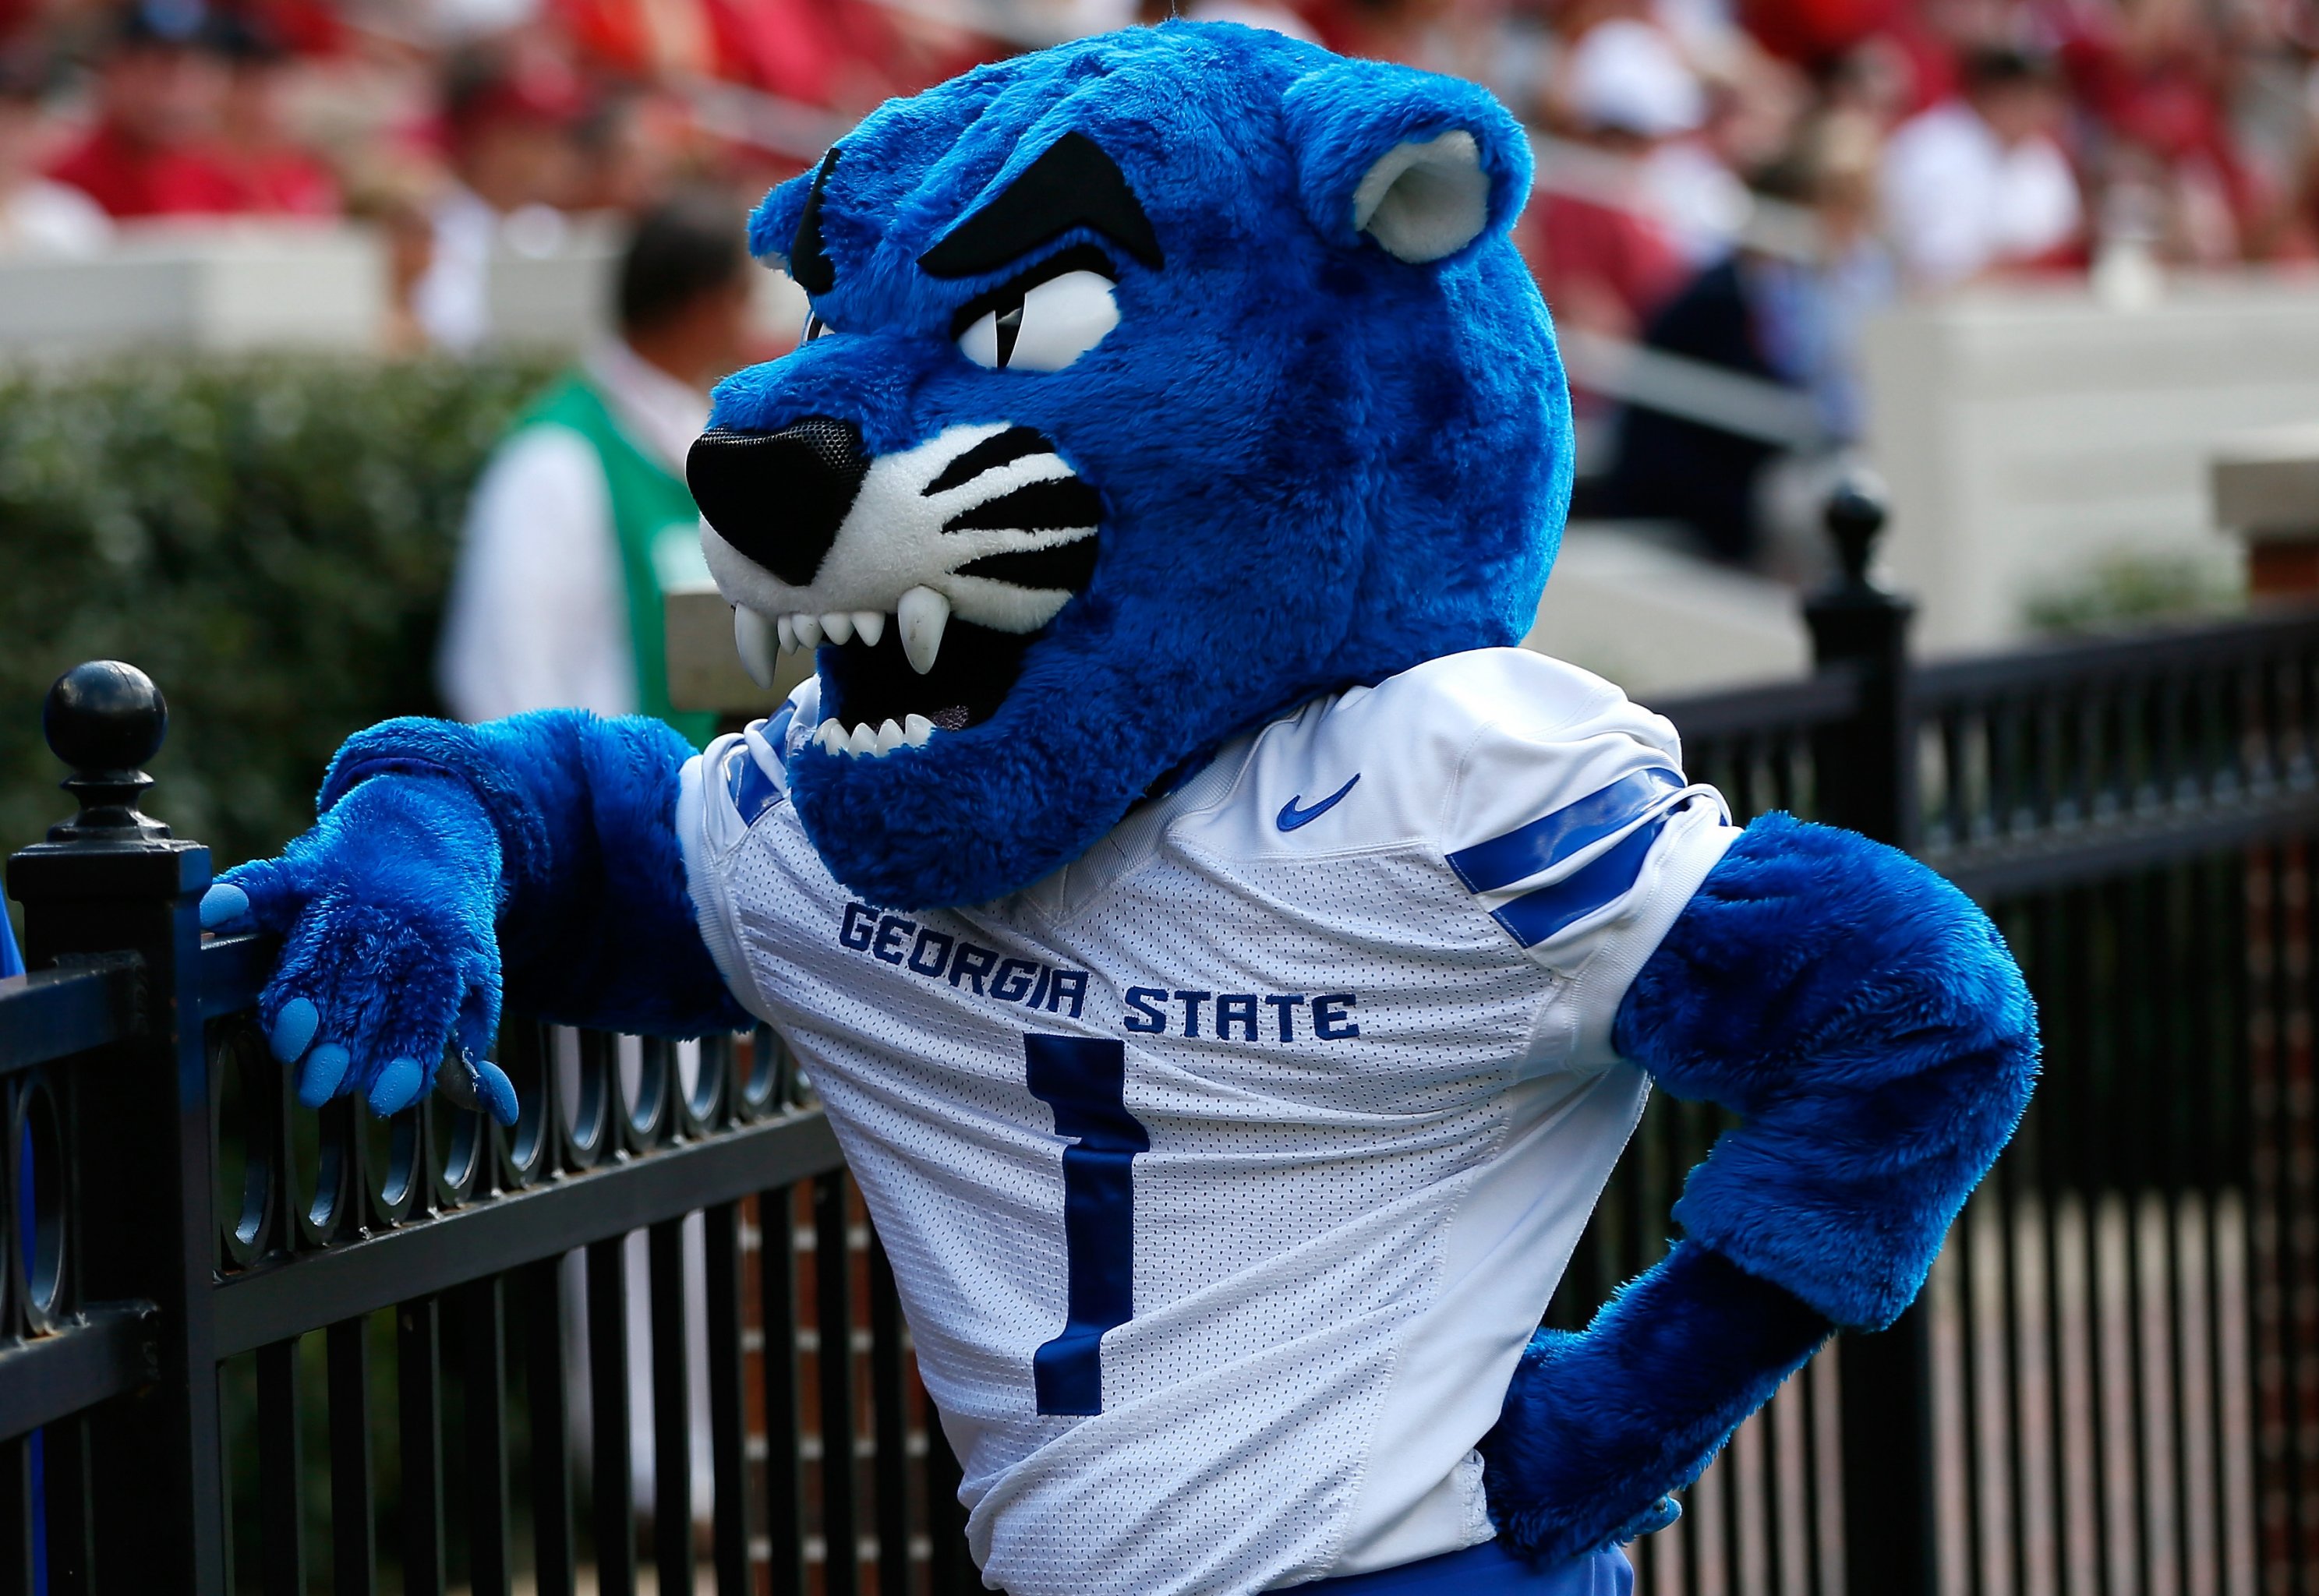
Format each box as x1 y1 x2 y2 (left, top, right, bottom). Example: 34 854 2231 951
1615 814 2039 1330
210 30 2043 1580
210 710 746 1117
1278 58 1530 252
1482 1244 1829 1561
1481 817 2035 1556
718 23 1569 909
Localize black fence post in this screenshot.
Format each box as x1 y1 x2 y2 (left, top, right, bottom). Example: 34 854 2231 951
5 662 226 1594
1805 475 1917 851
1802 482 1939 1596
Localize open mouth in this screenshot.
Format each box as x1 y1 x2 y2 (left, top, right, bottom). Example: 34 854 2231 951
811 602 1036 755
711 421 1105 757
736 584 1047 757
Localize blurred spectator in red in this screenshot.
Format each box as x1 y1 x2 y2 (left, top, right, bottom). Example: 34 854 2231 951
715 0 983 111
1879 43 2082 285
48 2 246 217
2053 0 2250 266
557 0 966 113
573 85 702 212
1741 0 1898 71
0 48 111 253
235 0 344 57
1133 0 1317 44
559 0 716 82
343 156 441 354
1528 14 1698 340
211 12 338 214
412 42 586 352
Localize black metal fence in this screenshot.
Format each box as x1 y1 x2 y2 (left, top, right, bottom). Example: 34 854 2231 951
1554 492 2319 1596
0 493 2313 1596
0 665 968 1594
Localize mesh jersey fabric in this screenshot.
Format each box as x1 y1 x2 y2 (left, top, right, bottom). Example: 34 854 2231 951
677 648 1737 1596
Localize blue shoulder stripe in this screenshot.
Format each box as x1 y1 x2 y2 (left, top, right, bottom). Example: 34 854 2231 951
1490 814 1667 948
723 719 787 828
1447 766 1683 894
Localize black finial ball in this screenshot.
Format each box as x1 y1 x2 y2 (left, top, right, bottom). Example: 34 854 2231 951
44 662 167 777
1823 470 1890 586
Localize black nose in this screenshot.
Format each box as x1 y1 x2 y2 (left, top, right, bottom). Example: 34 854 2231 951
687 417 870 588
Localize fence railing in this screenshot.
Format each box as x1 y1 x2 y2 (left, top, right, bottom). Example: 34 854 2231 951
0 486 2315 1596
1558 488 2319 1596
0 662 977 1594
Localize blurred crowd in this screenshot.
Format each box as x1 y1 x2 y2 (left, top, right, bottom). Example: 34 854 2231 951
0 0 995 346
0 0 2314 556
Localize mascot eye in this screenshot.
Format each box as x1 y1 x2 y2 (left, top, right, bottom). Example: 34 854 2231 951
956 270 1118 373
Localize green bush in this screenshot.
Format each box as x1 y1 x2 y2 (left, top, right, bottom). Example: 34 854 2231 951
0 354 555 874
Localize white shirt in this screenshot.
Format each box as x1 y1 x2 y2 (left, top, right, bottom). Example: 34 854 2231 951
435 341 709 722
0 179 111 257
1641 139 1751 265
680 648 1737 1596
412 182 573 352
1880 100 2081 287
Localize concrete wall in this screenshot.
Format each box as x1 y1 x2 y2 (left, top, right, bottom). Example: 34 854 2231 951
1525 523 1809 697
1861 276 2319 654
0 223 387 358
0 218 811 361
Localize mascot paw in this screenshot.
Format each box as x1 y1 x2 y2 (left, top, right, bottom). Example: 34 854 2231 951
1599 1496 1680 1550
203 775 515 1125
1480 1245 1827 1562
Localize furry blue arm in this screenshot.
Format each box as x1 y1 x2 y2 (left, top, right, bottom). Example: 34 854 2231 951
315 711 745 1036
1619 813 2037 1330
205 711 748 1121
1483 1244 1828 1558
1482 814 2036 1561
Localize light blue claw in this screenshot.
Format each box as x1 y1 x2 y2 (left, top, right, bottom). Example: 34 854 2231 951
269 998 320 1065
1614 1497 1681 1546
433 1054 518 1128
200 883 249 929
298 1043 350 1107
368 1056 426 1117
472 1059 518 1128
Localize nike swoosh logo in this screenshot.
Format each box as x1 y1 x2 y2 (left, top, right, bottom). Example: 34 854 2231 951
1278 774 1361 832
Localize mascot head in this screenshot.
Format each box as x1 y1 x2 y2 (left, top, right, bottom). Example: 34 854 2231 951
691 22 1571 909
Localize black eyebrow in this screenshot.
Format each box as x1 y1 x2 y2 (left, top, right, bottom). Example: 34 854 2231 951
918 132 1161 280
946 242 1115 339
790 147 840 294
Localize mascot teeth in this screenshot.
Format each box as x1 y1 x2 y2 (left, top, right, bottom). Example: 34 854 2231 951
733 607 779 690
815 715 935 757
898 586 951 674
768 611 903 655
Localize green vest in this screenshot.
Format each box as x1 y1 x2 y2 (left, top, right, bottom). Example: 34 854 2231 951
511 373 717 747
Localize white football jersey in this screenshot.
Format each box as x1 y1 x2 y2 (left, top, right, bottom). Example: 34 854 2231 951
677 648 1737 1596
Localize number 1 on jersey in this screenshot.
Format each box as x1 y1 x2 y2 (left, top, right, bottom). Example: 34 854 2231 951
1025 1034 1150 1416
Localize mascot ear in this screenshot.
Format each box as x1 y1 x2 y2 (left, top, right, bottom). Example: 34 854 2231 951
1281 60 1532 266
748 151 833 281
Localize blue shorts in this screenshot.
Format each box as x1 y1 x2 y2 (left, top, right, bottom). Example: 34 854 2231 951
1311 1541 1633 1593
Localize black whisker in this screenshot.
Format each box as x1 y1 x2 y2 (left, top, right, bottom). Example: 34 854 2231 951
942 477 1103 534
923 428 1055 496
953 537 1100 591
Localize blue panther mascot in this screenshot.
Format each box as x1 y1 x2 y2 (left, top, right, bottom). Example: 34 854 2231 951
207 23 2035 1595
